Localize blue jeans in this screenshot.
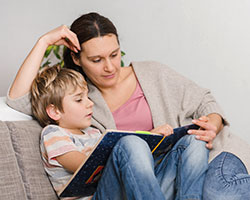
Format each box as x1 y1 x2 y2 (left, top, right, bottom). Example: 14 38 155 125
203 152 250 200
92 134 209 200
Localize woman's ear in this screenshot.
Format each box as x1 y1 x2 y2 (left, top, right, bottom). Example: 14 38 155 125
46 104 61 121
71 52 81 66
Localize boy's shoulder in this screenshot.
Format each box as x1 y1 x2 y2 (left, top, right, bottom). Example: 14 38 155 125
41 124 66 138
42 124 60 132
41 125 101 137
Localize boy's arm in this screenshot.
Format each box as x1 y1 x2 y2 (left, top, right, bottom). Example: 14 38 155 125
56 147 93 173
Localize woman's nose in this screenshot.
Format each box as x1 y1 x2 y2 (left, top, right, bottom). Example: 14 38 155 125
104 59 114 72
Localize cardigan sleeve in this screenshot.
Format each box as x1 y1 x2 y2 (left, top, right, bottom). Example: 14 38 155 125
170 67 229 126
6 88 32 116
182 79 228 123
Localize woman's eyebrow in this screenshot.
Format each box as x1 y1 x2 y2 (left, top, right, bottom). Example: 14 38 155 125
87 47 120 59
111 47 120 53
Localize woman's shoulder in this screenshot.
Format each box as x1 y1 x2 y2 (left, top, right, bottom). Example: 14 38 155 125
130 60 185 81
131 60 178 75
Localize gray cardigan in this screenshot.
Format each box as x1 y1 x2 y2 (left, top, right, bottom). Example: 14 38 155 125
7 61 250 171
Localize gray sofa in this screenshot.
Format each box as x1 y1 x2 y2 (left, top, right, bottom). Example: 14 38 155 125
0 120 58 200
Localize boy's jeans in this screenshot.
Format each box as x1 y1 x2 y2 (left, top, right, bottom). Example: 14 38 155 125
92 134 209 200
203 152 250 200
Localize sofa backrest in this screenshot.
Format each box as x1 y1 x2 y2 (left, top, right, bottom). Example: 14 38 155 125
0 120 58 200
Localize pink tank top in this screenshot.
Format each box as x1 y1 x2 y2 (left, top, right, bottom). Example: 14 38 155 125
112 81 153 131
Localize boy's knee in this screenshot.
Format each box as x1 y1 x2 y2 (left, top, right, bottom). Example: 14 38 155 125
112 135 154 170
117 135 148 150
113 135 151 158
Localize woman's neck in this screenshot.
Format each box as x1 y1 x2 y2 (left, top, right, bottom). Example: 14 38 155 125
99 66 137 112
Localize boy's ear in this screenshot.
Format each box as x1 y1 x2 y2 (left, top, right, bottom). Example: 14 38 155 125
71 52 81 66
46 104 61 121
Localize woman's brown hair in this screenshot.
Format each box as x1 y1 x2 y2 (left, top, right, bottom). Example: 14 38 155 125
64 12 119 77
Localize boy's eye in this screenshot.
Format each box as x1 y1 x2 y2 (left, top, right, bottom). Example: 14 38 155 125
76 99 82 102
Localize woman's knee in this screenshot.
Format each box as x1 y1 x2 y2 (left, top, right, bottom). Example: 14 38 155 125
203 152 250 200
209 152 248 175
176 135 208 157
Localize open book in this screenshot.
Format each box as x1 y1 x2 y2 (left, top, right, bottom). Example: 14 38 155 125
59 124 199 198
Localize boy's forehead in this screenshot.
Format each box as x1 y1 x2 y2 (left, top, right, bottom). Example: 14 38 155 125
65 85 88 96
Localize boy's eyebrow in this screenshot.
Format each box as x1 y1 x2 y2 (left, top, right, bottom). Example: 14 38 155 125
72 90 88 97
73 92 83 97
87 47 120 58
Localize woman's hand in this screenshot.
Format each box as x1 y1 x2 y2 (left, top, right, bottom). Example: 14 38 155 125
40 25 81 53
151 124 174 136
188 114 223 149
9 25 81 99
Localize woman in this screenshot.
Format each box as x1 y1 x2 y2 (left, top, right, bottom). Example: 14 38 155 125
7 12 250 199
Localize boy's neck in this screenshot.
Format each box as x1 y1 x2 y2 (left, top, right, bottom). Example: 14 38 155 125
62 127 84 135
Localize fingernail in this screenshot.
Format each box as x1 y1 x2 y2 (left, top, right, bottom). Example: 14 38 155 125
187 130 192 134
192 119 197 123
195 135 200 139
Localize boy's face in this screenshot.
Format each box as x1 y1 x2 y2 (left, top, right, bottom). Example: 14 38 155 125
57 86 94 134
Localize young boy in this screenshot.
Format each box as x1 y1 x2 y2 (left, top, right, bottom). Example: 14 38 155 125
31 65 209 200
31 65 101 199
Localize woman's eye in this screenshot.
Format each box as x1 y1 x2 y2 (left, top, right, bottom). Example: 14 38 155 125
76 99 82 102
111 53 117 58
92 59 101 63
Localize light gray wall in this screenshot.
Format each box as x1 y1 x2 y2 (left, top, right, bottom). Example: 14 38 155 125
1 0 250 143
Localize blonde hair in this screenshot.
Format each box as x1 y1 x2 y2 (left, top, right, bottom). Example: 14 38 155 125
31 65 87 127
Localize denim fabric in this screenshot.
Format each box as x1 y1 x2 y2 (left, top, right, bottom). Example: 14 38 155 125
155 134 209 200
92 134 208 200
203 152 250 200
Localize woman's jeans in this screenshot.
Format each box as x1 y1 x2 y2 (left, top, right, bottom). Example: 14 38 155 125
92 134 209 200
203 152 250 200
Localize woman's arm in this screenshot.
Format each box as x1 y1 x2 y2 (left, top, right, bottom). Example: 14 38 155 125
9 25 81 99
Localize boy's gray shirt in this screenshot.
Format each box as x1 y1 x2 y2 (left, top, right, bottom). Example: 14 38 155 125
7 61 250 171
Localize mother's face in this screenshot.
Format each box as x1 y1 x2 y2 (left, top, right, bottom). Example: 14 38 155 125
72 34 121 90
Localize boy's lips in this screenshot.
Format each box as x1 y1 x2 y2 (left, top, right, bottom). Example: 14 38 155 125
86 112 93 117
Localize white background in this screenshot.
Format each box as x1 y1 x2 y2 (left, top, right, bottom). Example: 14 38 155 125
1 0 250 143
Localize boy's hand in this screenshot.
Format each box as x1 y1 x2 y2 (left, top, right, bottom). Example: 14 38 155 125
151 124 173 136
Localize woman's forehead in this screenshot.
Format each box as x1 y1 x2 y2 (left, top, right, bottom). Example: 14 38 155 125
81 34 119 56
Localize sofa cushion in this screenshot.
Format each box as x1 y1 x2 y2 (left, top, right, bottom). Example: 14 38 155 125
6 120 58 200
0 121 27 199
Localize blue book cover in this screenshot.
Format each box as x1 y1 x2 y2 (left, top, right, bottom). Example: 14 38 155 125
59 124 199 198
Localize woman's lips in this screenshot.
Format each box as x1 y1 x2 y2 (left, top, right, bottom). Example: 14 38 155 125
103 73 115 79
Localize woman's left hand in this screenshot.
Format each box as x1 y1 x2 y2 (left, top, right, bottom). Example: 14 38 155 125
188 114 223 149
